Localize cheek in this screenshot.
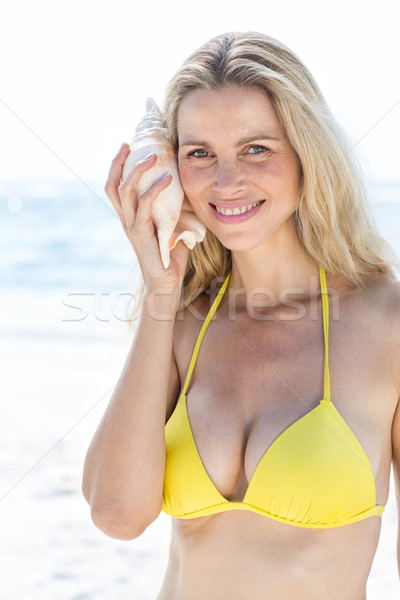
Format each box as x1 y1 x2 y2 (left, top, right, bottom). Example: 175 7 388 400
273 152 300 182
178 163 209 196
250 155 300 193
261 153 297 176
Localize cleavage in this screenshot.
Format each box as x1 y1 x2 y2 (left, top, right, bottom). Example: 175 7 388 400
186 374 324 502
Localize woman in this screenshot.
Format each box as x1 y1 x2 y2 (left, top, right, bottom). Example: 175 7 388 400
82 32 400 598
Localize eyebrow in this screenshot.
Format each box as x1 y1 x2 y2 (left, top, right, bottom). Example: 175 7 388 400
179 134 281 147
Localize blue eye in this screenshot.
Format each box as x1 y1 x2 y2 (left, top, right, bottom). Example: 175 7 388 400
248 145 268 154
189 149 210 158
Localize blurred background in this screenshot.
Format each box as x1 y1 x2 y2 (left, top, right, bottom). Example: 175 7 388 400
0 0 399 598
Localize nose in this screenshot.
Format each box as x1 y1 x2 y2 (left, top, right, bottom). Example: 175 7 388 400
212 159 247 198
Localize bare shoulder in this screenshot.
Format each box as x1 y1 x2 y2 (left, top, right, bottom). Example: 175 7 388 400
362 276 400 326
378 277 400 385
360 275 400 385
328 272 400 401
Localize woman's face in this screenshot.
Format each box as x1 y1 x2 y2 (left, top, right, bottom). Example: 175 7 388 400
177 85 301 252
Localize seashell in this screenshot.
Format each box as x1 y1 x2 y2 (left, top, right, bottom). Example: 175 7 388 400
122 98 206 269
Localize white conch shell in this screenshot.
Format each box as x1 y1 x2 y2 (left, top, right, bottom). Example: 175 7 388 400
122 98 206 269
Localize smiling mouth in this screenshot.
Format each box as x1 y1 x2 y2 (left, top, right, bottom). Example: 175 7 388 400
211 200 265 216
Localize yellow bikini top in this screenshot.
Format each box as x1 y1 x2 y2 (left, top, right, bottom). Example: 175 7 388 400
163 266 385 528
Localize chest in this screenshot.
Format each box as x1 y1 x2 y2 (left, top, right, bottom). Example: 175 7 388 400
174 298 395 503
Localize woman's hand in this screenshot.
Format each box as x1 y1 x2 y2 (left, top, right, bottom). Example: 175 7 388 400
104 143 190 300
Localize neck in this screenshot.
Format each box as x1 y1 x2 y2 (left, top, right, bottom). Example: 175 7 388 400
227 222 320 312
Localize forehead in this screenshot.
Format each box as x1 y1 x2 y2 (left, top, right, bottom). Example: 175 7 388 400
177 86 282 139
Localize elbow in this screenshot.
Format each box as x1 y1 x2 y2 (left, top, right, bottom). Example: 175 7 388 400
89 501 161 541
91 508 146 540
81 478 91 506
81 471 163 539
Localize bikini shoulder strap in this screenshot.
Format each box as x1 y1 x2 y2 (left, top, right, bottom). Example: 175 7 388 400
319 265 331 401
181 272 231 396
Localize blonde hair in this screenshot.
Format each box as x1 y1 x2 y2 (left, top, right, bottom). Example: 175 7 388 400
127 31 399 326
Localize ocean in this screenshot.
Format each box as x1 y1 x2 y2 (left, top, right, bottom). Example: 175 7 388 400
0 179 399 599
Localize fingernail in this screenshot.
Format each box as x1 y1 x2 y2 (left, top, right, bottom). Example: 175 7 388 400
119 143 126 152
144 153 155 161
161 172 171 181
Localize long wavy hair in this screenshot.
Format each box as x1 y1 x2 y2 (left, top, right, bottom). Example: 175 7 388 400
126 31 399 326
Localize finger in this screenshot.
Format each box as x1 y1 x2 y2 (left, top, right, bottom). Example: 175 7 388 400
121 151 157 188
134 173 172 233
118 153 157 231
105 143 130 189
104 143 131 222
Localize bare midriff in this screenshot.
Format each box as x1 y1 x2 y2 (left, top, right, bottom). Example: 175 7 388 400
156 510 381 600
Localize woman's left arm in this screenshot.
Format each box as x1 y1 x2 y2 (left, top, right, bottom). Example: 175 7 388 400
392 394 400 577
391 279 400 578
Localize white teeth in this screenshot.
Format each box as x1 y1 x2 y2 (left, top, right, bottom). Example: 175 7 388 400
215 201 263 216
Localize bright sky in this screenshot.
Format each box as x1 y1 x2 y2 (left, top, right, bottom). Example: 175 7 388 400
1 0 399 184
